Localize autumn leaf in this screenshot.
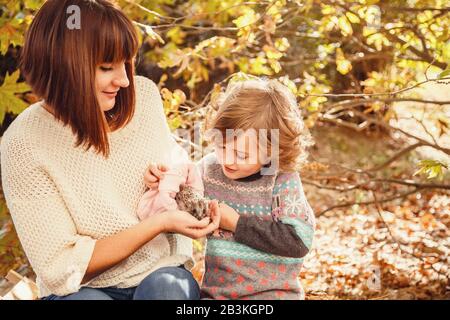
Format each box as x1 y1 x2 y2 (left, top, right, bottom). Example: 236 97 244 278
134 21 164 44
0 70 30 123
24 0 41 10
194 36 236 58
438 68 450 79
345 12 361 24
0 23 24 55
161 87 186 112
166 26 186 45
413 159 448 180
232 9 258 29
336 48 352 75
337 16 353 36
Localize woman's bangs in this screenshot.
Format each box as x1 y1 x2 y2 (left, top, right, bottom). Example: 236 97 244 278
96 12 138 64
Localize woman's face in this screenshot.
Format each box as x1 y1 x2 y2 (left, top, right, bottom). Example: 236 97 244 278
95 61 130 112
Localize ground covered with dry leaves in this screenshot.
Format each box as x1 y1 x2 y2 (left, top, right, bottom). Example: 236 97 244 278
301 191 449 300
299 120 449 300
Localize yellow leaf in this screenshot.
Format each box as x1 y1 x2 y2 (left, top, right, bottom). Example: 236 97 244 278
263 45 283 60
274 37 290 52
345 12 361 24
336 48 352 75
232 9 258 29
321 5 335 15
338 16 353 36
167 27 186 45
135 22 164 44
269 59 281 74
0 70 30 122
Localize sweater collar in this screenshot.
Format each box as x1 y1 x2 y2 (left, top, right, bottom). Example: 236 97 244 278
234 162 273 182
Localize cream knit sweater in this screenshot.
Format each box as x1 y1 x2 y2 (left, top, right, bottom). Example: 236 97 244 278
0 76 193 298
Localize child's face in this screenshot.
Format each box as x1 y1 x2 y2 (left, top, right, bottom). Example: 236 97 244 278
214 131 265 180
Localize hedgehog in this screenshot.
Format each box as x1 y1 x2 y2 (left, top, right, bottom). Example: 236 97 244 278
175 184 210 220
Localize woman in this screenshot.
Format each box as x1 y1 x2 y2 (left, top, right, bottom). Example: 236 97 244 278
0 0 219 300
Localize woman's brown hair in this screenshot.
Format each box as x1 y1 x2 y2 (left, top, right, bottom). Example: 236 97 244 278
21 0 139 157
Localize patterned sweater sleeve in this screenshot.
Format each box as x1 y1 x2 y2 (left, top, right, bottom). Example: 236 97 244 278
0 134 97 297
234 172 315 258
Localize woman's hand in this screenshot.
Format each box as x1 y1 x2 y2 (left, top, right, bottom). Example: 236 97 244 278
83 201 219 283
218 202 240 233
144 163 168 189
159 200 220 239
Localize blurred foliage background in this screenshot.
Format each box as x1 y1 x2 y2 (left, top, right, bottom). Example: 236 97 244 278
0 0 449 299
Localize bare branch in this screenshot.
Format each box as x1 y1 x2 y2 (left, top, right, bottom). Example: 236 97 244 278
367 142 427 172
304 176 450 193
320 109 450 156
413 116 439 146
302 179 369 192
373 178 450 190
306 77 450 98
317 188 421 216
323 98 450 114
384 7 450 13
384 32 447 70
151 1 276 32
391 125 450 155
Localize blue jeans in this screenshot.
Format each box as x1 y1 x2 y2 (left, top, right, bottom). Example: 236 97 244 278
43 266 200 300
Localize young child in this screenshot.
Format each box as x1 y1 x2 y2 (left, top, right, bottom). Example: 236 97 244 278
146 78 315 299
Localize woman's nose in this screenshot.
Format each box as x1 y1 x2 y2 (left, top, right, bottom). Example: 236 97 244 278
113 64 130 88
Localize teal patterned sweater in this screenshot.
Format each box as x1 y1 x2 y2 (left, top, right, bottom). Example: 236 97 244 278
198 153 315 300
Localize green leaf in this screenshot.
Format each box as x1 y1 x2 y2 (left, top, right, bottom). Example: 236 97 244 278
413 159 448 180
24 0 42 10
438 68 450 79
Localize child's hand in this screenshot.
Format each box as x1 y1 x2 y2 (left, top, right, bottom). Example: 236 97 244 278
160 200 220 239
144 163 168 190
218 202 240 233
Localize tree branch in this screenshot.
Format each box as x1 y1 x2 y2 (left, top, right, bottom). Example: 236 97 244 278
367 142 427 172
306 77 450 98
317 188 421 216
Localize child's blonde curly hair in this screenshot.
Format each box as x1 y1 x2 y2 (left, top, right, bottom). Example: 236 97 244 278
206 78 314 172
